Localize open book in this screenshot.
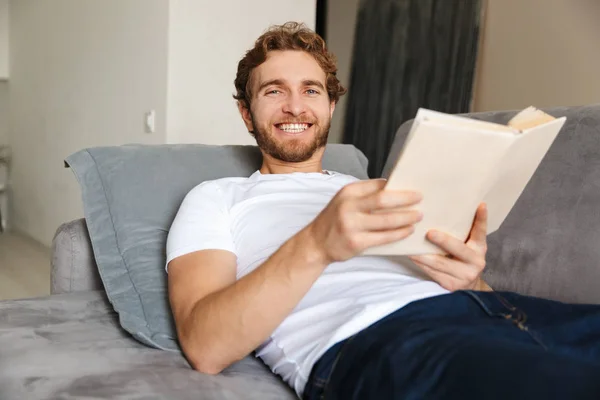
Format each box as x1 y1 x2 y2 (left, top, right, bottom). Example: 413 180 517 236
363 107 567 256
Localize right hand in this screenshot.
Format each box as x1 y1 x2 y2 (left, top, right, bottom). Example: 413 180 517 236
307 179 423 264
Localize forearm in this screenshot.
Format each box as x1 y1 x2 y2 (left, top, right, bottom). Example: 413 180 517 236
180 226 327 373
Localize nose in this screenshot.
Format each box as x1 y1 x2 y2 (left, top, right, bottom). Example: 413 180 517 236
282 92 307 117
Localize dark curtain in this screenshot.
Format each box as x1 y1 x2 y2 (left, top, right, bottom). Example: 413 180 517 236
342 0 483 178
316 0 328 39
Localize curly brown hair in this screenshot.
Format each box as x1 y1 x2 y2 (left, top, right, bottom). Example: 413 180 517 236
233 22 347 109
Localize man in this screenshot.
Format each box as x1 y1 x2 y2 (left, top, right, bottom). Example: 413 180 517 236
166 22 600 399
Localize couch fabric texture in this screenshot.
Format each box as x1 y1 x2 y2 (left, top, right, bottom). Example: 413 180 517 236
0 291 296 399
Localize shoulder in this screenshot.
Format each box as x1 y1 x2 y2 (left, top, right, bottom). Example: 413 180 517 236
183 176 250 203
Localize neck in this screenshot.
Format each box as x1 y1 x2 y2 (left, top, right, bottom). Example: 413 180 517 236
259 148 325 174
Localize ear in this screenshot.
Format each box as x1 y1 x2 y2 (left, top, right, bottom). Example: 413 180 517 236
237 101 255 133
329 100 336 119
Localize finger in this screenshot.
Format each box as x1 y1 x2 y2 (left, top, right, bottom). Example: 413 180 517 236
409 258 465 292
359 190 422 212
410 254 482 284
467 203 488 245
359 209 423 231
339 179 387 198
360 225 416 249
426 230 482 266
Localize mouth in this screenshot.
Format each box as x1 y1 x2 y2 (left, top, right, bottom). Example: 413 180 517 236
274 122 314 135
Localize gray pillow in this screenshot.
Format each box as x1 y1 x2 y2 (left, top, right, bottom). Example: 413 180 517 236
65 144 369 351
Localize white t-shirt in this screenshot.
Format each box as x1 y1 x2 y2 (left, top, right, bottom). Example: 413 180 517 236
166 170 448 397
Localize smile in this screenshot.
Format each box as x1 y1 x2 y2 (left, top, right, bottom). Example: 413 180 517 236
275 123 313 134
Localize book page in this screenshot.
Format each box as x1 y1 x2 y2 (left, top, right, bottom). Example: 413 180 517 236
367 108 565 256
384 108 518 180
364 120 516 256
482 117 566 233
416 108 518 134
508 107 556 131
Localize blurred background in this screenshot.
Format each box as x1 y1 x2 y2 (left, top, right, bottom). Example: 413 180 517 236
321 0 600 177
0 0 599 299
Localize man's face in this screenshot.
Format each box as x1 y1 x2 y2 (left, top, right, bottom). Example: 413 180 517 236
239 50 335 163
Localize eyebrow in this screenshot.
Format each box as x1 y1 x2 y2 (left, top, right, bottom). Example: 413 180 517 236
302 80 326 91
257 79 326 92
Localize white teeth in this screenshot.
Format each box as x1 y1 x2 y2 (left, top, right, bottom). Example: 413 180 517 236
278 123 309 133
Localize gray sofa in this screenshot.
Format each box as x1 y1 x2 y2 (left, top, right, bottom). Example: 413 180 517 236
1 104 599 399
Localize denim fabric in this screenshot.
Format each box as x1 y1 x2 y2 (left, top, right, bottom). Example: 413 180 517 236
303 291 600 400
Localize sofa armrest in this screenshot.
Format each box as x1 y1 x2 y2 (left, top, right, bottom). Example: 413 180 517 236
51 218 103 294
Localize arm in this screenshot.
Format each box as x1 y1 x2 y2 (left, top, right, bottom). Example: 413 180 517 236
168 228 328 374
168 179 423 374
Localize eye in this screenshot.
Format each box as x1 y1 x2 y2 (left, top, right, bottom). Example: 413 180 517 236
266 89 281 95
306 89 319 95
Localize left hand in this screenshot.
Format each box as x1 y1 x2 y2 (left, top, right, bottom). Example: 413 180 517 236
409 203 488 292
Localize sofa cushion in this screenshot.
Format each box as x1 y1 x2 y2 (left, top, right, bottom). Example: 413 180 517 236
51 219 103 295
0 291 295 400
382 104 600 304
65 144 369 351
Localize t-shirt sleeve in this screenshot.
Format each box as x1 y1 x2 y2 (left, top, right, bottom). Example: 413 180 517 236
165 181 235 271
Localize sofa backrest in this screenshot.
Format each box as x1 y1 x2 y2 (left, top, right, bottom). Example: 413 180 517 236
53 104 600 307
52 218 102 295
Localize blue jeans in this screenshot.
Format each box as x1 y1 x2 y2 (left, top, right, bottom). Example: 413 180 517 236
303 291 600 400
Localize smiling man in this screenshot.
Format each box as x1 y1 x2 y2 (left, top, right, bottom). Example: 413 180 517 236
238 51 331 165
166 22 600 400
236 33 339 169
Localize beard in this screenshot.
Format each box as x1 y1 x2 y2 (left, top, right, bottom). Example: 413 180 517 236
250 112 331 163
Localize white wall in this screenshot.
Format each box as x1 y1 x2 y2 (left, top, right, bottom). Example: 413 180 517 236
166 0 317 145
0 82 7 145
9 0 169 245
0 0 8 79
325 0 360 144
326 0 600 131
0 0 7 145
474 0 600 112
8 0 317 246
